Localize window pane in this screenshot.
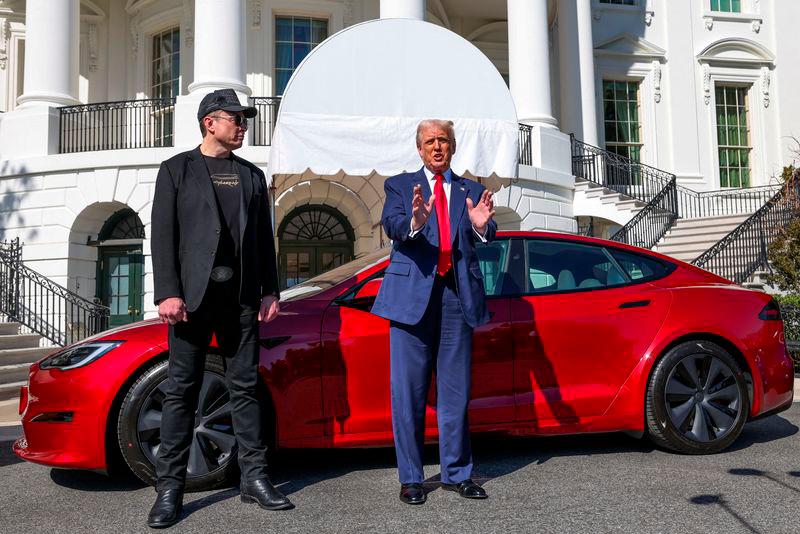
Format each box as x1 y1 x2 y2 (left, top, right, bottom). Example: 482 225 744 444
276 43 291 68
293 18 311 42
525 239 628 294
312 19 328 42
476 241 510 296
276 17 292 41
293 42 311 67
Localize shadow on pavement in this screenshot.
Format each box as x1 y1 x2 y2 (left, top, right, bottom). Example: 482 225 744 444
0 425 24 468
690 494 761 534
726 412 798 453
50 468 146 492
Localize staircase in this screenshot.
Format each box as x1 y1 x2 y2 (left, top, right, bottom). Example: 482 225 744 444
652 214 749 263
574 179 646 233
0 321 53 401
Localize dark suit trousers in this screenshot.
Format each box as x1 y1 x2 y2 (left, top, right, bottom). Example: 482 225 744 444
389 272 473 484
155 281 268 490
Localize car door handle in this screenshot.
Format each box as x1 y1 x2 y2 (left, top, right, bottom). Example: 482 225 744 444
619 300 650 309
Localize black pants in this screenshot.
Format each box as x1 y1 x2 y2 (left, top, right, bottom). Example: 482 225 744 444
155 281 267 490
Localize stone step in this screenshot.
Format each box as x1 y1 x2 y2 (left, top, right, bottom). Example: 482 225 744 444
0 347 53 366
583 187 613 199
663 221 743 236
673 214 750 228
0 364 31 388
0 381 24 402
0 334 41 350
0 323 21 336
656 232 737 247
616 199 646 210
599 193 626 204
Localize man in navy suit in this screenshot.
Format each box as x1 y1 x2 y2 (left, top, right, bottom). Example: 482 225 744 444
372 119 496 505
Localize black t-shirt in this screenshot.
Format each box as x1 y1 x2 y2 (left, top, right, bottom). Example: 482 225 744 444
203 154 240 268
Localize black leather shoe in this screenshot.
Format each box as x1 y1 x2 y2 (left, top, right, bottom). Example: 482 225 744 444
240 478 294 511
399 483 426 505
442 479 488 499
147 488 183 529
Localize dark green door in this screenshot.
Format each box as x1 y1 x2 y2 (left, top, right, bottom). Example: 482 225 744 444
100 246 144 326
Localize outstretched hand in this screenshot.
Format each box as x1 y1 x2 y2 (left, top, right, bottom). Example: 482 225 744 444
466 190 495 233
411 183 436 231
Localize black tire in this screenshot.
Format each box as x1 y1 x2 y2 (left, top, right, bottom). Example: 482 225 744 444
116 357 239 491
646 340 749 454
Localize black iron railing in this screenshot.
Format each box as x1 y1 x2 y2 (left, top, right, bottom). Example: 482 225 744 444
675 183 783 219
693 178 800 284
59 98 176 153
518 123 532 166
250 97 281 146
0 238 109 346
610 177 678 250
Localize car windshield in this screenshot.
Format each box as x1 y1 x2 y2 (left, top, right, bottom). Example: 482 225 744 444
280 248 390 301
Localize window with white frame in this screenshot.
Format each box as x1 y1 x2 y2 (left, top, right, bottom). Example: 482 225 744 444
710 0 741 13
151 27 179 145
275 16 328 95
603 80 642 162
715 85 751 188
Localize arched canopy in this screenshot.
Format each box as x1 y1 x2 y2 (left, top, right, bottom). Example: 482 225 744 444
267 18 520 183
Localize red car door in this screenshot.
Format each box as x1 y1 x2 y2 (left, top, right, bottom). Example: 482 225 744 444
512 237 672 427
319 239 516 444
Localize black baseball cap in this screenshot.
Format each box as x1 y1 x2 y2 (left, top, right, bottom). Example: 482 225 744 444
197 89 257 121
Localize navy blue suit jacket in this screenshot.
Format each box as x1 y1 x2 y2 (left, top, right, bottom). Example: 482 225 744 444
371 167 497 328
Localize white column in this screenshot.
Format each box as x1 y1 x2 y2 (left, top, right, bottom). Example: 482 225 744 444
557 0 598 144
16 0 80 107
188 0 249 94
380 0 426 20
507 0 556 127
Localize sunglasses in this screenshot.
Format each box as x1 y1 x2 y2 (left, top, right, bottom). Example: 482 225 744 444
212 114 249 128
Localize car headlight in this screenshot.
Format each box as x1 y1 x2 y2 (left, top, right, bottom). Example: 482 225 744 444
39 341 124 370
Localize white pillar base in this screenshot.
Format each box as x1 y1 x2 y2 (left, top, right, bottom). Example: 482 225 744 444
17 91 80 108
0 106 61 158
188 79 251 96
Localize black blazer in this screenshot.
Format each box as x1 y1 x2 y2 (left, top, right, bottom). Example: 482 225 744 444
151 147 279 311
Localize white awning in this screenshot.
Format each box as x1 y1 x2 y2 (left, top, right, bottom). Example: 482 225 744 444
267 18 519 183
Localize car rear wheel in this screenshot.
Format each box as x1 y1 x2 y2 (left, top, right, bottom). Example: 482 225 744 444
646 340 749 454
116 357 238 491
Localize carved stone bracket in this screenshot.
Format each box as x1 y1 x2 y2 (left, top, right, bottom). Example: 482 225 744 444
88 23 98 71
130 14 141 57
343 0 355 27
704 17 713 31
751 19 761 33
645 10 654 26
0 18 9 70
702 64 711 105
652 61 662 103
761 67 770 108
251 0 262 30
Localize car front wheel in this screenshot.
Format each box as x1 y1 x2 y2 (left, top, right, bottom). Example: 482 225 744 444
116 357 238 491
645 340 749 454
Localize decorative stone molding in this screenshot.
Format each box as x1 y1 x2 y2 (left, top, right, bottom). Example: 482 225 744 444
251 0 262 30
0 18 8 70
645 10 654 26
704 17 713 31
702 64 711 105
130 14 141 57
761 67 770 107
182 0 194 47
343 0 355 27
652 61 661 103
88 23 98 71
751 19 761 33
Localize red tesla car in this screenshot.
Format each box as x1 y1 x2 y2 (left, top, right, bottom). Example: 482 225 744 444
13 232 794 490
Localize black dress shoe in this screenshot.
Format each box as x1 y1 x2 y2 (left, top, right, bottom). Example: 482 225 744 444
442 479 488 499
240 478 294 510
147 488 183 529
399 483 426 505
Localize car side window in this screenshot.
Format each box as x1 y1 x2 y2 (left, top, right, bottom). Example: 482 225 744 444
608 249 674 282
524 239 629 294
475 239 511 297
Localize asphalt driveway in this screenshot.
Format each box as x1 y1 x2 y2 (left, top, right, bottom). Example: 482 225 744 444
1 405 799 534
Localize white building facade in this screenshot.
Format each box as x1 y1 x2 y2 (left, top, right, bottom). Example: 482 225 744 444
0 0 798 325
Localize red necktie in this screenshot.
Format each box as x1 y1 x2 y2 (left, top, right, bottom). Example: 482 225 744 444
434 173 452 276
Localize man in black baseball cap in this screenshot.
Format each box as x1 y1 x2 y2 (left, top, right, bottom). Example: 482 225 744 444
196 88 258 121
148 88 287 528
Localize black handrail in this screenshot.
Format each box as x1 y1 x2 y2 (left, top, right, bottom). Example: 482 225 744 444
0 238 110 346
249 97 281 146
610 177 678 250
693 177 800 284
59 98 177 153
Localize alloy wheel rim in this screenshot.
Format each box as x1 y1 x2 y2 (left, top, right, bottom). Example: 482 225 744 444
136 371 236 478
664 353 742 443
